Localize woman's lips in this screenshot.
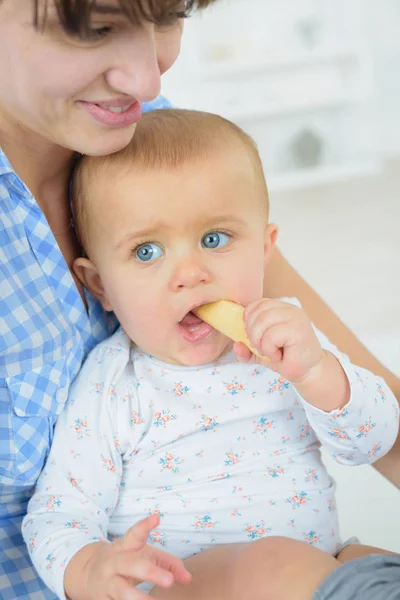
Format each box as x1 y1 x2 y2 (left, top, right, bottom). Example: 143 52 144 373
79 100 142 127
177 312 215 343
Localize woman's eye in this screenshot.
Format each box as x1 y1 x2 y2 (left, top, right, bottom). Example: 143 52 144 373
156 10 188 28
135 242 163 263
201 232 231 249
87 25 114 40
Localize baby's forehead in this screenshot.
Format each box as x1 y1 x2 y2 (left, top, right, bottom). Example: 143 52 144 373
83 148 267 220
92 161 266 220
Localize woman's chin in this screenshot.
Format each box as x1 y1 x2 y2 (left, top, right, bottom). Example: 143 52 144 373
68 126 137 157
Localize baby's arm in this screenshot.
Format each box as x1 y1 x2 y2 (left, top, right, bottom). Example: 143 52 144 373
297 328 399 465
22 345 126 599
238 297 399 465
22 340 190 600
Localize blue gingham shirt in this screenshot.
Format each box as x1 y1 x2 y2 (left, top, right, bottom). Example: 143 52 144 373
0 96 170 600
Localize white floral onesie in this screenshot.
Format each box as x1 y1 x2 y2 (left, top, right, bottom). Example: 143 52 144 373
23 312 399 599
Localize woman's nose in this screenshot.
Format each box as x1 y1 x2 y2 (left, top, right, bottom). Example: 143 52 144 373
104 25 161 102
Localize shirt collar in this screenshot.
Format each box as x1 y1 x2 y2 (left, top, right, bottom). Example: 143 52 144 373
0 146 14 177
0 146 38 203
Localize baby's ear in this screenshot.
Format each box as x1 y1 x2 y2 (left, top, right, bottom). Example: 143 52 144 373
73 257 113 311
264 223 278 265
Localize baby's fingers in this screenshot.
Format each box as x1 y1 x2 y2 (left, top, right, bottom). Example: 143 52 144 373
115 552 175 589
245 306 292 342
108 574 150 600
148 546 192 585
233 342 254 363
118 515 160 552
254 328 283 363
233 342 277 366
244 298 286 321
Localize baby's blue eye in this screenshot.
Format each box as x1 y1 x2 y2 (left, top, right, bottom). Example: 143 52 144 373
201 231 230 249
135 243 163 262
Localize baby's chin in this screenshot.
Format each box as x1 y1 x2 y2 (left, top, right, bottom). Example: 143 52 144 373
152 340 233 368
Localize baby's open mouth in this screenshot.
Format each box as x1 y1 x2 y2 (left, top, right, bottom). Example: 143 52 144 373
177 311 214 343
179 311 204 326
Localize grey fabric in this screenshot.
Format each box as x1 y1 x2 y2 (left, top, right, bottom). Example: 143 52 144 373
313 553 400 600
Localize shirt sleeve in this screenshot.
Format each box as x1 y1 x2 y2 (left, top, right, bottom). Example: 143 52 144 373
21 337 135 600
297 327 399 465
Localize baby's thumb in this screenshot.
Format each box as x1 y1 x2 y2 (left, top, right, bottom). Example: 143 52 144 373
234 342 270 366
234 342 254 363
119 514 160 552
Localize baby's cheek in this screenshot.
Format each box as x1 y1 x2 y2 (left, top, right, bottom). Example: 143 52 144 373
233 251 265 296
233 272 265 306
127 307 169 348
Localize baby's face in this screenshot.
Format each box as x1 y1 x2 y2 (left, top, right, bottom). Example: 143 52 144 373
86 148 276 366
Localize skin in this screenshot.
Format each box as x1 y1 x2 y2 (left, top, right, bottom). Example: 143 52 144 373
0 0 182 159
264 248 400 486
74 145 277 367
149 536 395 600
1 1 398 466
150 537 342 600
0 0 183 291
0 1 399 597
65 514 192 600
71 143 375 598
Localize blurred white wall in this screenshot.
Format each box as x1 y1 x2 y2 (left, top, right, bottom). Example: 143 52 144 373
164 0 400 183
162 0 400 551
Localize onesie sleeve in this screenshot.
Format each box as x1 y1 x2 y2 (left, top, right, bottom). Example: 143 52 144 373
298 327 399 465
22 333 134 600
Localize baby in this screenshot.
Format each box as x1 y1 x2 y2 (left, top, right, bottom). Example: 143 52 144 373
23 109 399 600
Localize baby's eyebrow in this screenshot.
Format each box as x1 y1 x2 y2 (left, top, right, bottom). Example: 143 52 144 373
114 216 249 250
115 227 161 250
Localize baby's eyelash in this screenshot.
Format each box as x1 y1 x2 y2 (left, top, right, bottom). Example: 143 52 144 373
205 229 234 238
130 239 153 256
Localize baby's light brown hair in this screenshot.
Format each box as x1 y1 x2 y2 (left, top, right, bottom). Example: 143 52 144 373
72 108 269 254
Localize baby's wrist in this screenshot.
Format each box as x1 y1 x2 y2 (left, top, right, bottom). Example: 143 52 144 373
64 541 108 600
293 351 350 412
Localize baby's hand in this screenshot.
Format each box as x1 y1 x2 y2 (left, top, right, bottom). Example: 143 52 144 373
65 514 191 600
235 298 324 383
235 299 350 411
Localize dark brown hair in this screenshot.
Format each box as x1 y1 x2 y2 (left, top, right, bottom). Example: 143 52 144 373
33 0 217 38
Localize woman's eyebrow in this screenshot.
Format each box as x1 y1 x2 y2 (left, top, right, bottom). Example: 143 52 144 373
91 4 123 15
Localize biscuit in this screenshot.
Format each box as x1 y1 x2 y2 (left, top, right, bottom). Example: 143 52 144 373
193 300 268 360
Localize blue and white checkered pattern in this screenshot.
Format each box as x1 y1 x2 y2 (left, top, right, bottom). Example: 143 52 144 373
0 96 170 599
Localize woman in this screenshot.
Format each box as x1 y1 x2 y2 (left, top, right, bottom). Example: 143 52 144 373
0 2 399 600
0 2 214 599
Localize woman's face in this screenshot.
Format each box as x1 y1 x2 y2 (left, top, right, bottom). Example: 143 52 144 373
0 0 183 155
